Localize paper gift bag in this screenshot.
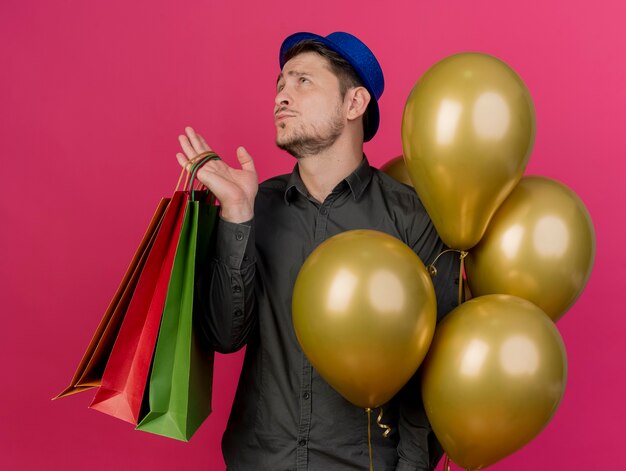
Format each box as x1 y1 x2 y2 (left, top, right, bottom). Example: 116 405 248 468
137 163 218 441
55 157 207 401
88 190 188 423
55 198 169 399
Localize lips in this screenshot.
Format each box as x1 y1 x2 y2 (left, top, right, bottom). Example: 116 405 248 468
274 107 297 123
275 113 295 123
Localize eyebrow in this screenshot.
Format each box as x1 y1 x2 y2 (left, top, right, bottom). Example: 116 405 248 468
276 70 310 84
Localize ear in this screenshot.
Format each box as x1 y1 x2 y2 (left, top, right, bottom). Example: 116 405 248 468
345 87 371 122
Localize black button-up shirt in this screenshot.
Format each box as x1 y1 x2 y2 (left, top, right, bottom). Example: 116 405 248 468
196 157 459 471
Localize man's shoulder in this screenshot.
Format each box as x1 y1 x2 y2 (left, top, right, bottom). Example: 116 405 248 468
371 167 414 192
369 167 425 209
259 173 291 192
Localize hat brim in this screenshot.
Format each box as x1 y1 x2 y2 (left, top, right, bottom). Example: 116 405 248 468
279 32 380 142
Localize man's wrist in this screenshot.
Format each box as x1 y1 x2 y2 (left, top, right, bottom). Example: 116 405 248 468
220 205 254 224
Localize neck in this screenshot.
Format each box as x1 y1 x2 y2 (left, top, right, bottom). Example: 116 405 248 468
297 132 364 203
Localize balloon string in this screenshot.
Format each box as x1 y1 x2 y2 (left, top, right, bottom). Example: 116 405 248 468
458 251 468 306
366 408 374 471
427 249 468 306
427 249 458 277
376 407 391 438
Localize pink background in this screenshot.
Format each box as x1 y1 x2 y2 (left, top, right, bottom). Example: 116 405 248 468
2 1 624 470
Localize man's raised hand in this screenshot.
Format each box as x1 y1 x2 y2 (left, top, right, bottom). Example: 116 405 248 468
176 126 258 223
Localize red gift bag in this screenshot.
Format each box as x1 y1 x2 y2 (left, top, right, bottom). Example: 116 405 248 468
55 198 169 398
89 189 188 424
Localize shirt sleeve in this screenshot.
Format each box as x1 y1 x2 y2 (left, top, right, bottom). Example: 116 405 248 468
194 217 257 353
396 212 460 471
395 374 431 471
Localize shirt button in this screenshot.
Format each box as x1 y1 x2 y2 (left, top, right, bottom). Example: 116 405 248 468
298 439 307 447
320 207 328 215
234 309 243 317
303 392 310 400
233 285 242 293
235 231 244 241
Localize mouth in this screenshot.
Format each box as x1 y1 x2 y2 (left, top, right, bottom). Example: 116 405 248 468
274 107 296 124
274 113 295 123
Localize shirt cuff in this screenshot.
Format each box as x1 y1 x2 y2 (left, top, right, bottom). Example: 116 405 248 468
214 217 255 270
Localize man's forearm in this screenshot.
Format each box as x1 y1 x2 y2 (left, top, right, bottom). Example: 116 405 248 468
195 218 257 353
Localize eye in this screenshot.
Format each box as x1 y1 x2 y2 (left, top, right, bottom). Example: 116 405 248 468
299 77 310 84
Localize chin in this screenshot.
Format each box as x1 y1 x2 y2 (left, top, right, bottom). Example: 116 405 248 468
275 133 293 148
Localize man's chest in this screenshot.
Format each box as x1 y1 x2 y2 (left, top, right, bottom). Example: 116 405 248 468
255 200 408 283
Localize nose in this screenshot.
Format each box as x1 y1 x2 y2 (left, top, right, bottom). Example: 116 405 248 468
275 87 291 108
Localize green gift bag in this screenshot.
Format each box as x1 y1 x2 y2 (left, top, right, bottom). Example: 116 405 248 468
136 154 219 441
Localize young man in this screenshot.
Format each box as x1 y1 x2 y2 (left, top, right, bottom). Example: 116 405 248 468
176 32 458 471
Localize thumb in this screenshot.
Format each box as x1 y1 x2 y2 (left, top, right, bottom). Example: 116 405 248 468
236 146 256 174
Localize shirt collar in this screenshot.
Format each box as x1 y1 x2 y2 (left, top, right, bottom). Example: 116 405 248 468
283 155 374 205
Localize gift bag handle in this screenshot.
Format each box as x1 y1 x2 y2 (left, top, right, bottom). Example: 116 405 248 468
174 151 220 194
188 152 220 204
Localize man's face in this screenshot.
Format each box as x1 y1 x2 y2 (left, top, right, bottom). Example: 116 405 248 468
274 52 347 158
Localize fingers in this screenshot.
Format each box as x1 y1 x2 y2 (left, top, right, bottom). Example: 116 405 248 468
176 128 254 178
195 161 229 190
178 134 196 159
236 146 257 174
178 126 212 159
176 152 190 169
175 151 204 172
197 133 210 150
186 126 211 153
